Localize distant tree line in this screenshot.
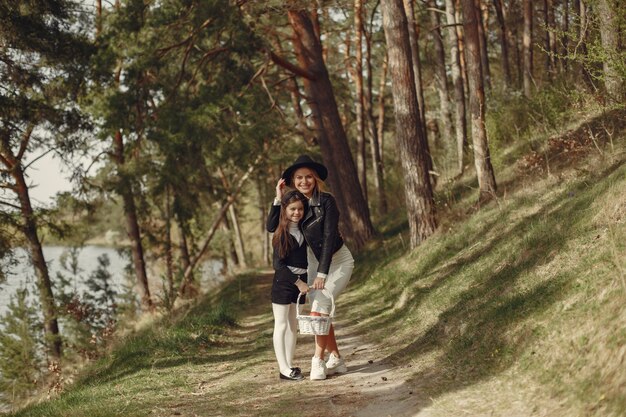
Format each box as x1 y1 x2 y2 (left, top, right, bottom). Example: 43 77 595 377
0 0 623 407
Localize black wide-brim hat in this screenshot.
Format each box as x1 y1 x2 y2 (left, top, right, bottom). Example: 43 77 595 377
281 155 328 186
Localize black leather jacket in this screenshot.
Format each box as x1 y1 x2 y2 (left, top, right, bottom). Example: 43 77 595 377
266 190 344 276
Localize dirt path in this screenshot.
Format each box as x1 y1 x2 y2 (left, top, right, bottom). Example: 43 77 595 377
160 272 422 417
236 273 420 417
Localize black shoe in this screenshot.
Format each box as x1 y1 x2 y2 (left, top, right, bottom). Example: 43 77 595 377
280 369 304 381
291 367 302 375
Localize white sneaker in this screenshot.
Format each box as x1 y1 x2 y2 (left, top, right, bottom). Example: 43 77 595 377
325 353 347 375
310 356 327 380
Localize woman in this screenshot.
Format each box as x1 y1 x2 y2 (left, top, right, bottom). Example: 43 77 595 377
266 190 310 382
268 155 355 380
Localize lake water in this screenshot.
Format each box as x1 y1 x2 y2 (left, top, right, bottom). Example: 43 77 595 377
0 246 224 319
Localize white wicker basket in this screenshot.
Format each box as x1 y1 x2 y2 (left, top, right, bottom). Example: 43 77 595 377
296 289 335 335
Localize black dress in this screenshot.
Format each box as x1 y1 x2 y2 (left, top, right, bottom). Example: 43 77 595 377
271 234 307 305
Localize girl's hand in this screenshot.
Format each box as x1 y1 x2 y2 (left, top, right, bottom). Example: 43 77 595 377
312 276 325 290
295 279 309 294
275 178 286 200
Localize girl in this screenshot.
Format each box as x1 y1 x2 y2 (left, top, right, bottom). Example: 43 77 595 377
266 189 310 381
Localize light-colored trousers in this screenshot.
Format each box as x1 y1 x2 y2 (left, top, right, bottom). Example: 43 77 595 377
307 245 354 315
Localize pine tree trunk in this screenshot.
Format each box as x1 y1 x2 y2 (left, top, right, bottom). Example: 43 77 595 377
165 186 174 298
113 130 153 312
523 0 533 97
510 2 523 87
543 0 553 77
13 165 62 358
577 0 594 87
547 0 557 75
287 9 374 250
596 0 624 102
176 217 196 298
461 0 498 201
403 0 428 144
221 217 238 274
228 204 247 269
96 0 102 37
377 54 388 166
364 18 388 216
428 0 456 171
475 0 492 90
561 0 569 72
445 0 468 175
354 0 368 203
218 168 247 269
258 180 271 266
493 0 512 87
456 0 470 97
381 0 437 248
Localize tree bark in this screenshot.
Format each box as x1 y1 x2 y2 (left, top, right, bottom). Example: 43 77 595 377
218 167 247 269
14 164 62 358
475 0 492 90
164 186 174 299
353 0 368 203
493 0 512 87
258 179 271 266
113 130 153 312
176 217 196 298
543 0 554 78
286 9 375 250
509 1 523 87
596 0 624 102
221 216 238 274
445 0 468 175
455 0 470 97
228 204 247 269
561 0 569 72
404 0 436 183
461 0 498 201
403 0 428 144
381 0 437 248
377 53 388 166
428 0 456 170
363 10 388 216
96 0 102 37
547 0 557 75
523 0 533 97
577 1 595 88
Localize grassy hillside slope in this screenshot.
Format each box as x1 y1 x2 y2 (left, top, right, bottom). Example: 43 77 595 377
7 108 625 417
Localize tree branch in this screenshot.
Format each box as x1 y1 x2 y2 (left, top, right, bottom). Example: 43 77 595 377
268 50 316 80
0 200 22 210
16 124 34 162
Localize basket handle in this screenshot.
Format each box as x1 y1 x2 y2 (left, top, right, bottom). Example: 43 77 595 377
296 288 335 318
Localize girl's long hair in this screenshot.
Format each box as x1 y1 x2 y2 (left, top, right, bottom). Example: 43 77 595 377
272 190 307 259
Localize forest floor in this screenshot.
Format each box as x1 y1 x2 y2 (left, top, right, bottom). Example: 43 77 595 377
141 271 558 417
172 272 426 417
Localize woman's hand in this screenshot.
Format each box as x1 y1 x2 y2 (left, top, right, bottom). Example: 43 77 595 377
312 276 325 290
295 279 309 294
275 178 286 200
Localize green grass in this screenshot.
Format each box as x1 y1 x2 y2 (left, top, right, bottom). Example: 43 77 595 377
340 117 626 415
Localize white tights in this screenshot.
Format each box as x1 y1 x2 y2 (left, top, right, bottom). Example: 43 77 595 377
272 303 298 376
